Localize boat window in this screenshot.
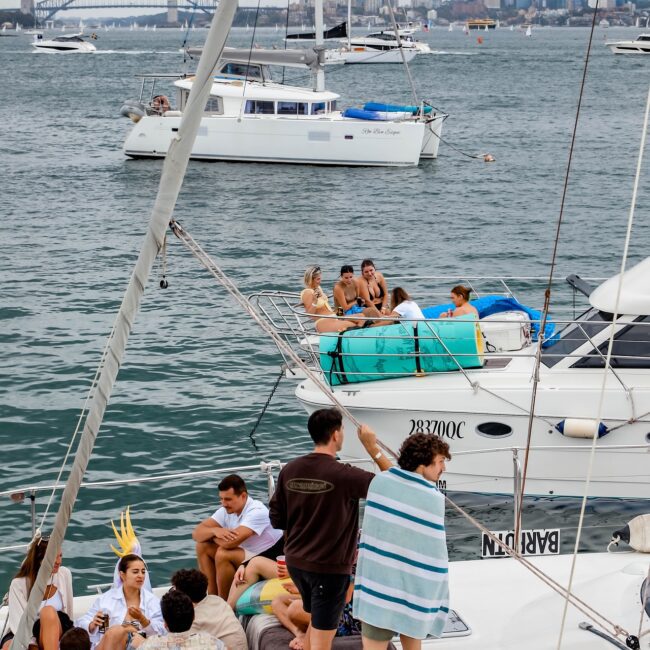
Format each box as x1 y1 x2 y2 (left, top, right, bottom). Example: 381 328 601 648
541 308 610 368
244 100 275 115
476 422 512 438
311 102 326 115
639 36 650 41
277 102 309 115
277 102 297 114
219 62 263 80
571 316 650 369
204 96 223 114
331 101 337 111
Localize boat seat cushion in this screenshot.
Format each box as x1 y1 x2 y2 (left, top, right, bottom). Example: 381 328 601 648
242 614 395 650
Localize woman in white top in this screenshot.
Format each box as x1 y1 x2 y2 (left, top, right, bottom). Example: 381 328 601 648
76 554 165 650
389 287 425 325
1 537 74 650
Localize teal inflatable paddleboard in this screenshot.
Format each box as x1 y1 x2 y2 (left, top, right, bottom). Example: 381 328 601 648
319 315 484 386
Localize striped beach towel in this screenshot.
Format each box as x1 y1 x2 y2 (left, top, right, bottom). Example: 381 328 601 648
352 467 449 639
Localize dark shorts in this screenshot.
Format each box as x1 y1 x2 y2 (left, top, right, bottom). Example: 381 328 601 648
288 566 350 631
257 536 285 561
32 611 73 639
0 632 14 648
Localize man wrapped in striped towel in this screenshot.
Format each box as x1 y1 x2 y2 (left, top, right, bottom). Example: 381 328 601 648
353 433 451 648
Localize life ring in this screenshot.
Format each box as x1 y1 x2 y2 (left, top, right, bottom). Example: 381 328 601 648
151 95 171 114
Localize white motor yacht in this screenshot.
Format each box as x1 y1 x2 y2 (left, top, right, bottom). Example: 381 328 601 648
121 50 446 166
349 29 432 54
335 39 419 64
31 32 96 53
606 33 650 53
254 257 650 499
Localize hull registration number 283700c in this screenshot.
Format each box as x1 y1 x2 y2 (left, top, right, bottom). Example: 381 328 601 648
408 419 466 439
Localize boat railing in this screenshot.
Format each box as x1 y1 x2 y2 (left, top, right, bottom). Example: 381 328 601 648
248 284 650 385
2 444 648 558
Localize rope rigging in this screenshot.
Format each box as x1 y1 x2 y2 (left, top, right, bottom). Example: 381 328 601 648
167 217 643 646
247 368 285 452
517 0 601 531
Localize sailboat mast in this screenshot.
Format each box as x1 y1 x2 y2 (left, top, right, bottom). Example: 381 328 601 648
347 0 351 49
314 0 325 90
9 2 238 649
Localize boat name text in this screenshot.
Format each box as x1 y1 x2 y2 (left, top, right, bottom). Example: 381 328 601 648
361 127 401 136
408 419 465 439
481 528 561 558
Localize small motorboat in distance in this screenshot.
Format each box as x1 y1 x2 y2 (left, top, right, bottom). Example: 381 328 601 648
32 32 97 53
605 33 650 54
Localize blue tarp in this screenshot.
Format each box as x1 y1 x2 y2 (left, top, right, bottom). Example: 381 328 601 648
342 108 386 120
421 295 558 347
364 102 433 115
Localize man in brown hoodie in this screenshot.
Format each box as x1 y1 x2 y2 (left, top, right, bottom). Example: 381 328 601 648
269 408 392 650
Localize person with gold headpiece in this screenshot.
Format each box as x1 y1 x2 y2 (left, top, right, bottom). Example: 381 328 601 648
76 509 165 650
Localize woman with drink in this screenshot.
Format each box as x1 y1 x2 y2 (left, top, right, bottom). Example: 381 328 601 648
76 554 165 650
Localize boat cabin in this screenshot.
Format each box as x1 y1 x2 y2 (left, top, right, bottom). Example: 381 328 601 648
173 60 340 118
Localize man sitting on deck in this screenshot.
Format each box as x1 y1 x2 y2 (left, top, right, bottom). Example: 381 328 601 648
193 474 284 599
140 591 223 650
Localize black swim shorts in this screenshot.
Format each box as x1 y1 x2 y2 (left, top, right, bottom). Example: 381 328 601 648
288 566 350 631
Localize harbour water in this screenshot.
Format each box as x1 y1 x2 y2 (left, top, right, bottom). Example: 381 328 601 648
1 24 649 592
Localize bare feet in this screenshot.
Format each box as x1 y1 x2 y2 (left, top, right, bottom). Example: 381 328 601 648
289 634 305 650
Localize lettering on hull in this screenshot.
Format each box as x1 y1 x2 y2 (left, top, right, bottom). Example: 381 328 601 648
408 419 466 439
481 529 560 558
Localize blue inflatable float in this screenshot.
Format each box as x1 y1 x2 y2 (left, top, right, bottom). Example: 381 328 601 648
364 102 433 115
319 315 484 386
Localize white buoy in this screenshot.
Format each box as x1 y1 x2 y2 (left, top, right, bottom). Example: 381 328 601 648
555 418 608 439
611 514 650 553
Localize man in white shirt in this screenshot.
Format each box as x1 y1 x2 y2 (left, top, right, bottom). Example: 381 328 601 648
192 474 283 598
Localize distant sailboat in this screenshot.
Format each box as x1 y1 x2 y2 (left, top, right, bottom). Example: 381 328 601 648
144 24 148 31
152 24 156 31
525 24 532 37
448 22 453 32
484 24 488 31
509 24 514 31
463 24 469 34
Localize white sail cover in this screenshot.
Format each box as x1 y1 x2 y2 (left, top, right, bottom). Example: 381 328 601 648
589 256 650 315
185 46 325 70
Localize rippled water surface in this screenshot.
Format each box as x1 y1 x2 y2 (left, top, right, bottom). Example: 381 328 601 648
1 24 649 593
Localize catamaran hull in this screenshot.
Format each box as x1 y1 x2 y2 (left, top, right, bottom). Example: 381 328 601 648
123 114 431 166
295 375 650 499
340 48 418 64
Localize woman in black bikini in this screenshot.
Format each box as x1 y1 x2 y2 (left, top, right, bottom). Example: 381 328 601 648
356 259 389 315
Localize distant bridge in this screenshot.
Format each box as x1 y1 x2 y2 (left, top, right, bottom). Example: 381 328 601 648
33 0 219 23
